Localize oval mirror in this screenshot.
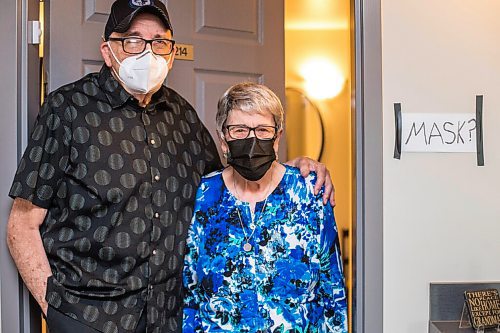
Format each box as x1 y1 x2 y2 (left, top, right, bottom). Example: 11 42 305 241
285 87 325 161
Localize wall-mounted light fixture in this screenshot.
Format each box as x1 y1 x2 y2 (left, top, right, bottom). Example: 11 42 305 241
300 58 345 100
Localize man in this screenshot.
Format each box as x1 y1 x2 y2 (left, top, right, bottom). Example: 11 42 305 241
6 1 334 332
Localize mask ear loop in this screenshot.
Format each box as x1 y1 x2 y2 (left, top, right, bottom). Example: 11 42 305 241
106 41 131 89
220 131 230 159
107 42 123 66
274 127 281 161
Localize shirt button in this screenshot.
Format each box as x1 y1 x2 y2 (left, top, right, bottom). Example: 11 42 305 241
154 175 160 181
150 139 156 145
154 212 159 218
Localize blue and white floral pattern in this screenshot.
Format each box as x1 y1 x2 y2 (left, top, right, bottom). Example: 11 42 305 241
183 165 348 332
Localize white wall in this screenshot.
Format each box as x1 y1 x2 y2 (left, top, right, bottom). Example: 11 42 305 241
382 1 500 332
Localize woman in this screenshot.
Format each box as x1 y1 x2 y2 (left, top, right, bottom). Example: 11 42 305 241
183 82 347 332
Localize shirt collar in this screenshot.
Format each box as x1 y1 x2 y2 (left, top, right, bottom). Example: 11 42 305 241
97 65 168 109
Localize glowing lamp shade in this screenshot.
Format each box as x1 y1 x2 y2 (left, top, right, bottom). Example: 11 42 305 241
300 59 345 100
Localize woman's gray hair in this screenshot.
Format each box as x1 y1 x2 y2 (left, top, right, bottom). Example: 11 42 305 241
216 82 284 136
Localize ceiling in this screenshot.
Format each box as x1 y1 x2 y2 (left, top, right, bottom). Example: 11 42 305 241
285 0 350 30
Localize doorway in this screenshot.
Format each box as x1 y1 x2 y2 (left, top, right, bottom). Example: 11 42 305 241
284 0 353 328
285 1 384 332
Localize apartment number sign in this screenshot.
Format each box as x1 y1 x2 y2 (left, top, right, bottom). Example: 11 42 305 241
175 43 194 61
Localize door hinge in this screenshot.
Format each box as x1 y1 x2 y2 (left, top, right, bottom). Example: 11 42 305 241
28 20 42 45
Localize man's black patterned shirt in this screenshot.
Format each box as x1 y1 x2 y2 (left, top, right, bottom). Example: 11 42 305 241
9 65 222 333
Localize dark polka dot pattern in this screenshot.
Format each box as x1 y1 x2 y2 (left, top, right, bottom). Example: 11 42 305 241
9 66 222 333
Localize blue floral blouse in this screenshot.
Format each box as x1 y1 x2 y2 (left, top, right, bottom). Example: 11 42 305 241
183 165 348 332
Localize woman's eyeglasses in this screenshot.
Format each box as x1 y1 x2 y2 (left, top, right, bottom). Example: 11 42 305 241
224 125 277 140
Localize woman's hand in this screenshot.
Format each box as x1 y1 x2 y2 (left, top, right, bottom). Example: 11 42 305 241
285 157 335 206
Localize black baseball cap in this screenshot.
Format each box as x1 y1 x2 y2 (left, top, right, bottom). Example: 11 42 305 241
104 0 173 40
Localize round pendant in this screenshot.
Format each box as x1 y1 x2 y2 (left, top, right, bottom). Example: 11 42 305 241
243 243 252 252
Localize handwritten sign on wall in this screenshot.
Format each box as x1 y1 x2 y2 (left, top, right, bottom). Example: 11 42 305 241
393 96 484 166
402 113 477 153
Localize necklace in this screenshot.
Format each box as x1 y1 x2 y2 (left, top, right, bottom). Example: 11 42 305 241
236 198 267 251
233 166 273 252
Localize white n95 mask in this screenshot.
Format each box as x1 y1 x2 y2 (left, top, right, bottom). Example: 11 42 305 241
108 42 169 94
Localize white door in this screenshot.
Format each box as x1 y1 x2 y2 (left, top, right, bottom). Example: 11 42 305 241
46 0 285 157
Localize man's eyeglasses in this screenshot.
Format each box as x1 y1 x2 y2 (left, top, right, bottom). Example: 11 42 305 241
108 37 176 56
225 125 277 140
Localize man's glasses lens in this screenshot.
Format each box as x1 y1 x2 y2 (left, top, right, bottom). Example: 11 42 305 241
114 37 175 55
226 125 277 140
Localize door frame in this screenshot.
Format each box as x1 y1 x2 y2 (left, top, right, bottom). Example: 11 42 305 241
0 0 43 332
0 0 384 332
0 2 22 333
352 0 384 332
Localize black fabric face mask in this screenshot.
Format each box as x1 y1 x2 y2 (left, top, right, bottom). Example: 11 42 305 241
226 137 276 181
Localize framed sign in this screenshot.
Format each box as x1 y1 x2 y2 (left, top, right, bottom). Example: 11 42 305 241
464 289 500 330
